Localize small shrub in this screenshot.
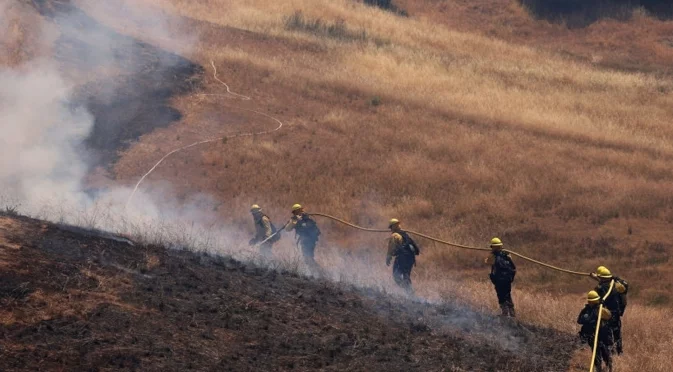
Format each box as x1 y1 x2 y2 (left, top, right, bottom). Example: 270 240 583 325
1 205 20 217
284 11 368 42
363 0 409 17
370 96 382 106
647 293 670 306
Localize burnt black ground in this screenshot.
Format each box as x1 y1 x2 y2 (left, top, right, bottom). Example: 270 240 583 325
32 0 203 167
519 0 673 27
0 214 578 371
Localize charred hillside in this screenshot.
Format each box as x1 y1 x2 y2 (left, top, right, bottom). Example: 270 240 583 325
0 214 576 371
32 0 203 167
519 0 673 26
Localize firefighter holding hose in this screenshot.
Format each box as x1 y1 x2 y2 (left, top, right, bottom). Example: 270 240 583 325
285 204 321 267
488 237 516 317
386 218 420 294
249 204 280 257
591 266 628 355
578 290 614 372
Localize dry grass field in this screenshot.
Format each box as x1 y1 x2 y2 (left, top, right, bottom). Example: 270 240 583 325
3 0 673 370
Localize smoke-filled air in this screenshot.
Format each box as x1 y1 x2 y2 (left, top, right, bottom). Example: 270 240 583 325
2 0 673 371
1 0 220 245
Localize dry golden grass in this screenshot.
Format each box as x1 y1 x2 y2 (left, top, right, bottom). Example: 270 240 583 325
0 1 51 66
102 2 673 369
104 0 673 282
420 276 673 372
10 0 673 370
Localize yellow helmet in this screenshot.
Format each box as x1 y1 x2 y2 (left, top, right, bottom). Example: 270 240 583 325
490 237 503 247
587 290 601 304
596 266 612 279
291 204 303 212
250 204 261 212
389 218 400 228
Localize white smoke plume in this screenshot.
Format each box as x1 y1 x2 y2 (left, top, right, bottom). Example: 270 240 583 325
0 61 91 209
0 0 215 239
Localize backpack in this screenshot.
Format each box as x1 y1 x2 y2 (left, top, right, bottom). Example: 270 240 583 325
296 213 321 240
614 277 629 315
268 220 282 243
257 215 282 244
398 231 420 256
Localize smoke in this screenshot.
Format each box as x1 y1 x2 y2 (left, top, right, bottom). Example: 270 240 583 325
0 0 209 236
0 61 91 208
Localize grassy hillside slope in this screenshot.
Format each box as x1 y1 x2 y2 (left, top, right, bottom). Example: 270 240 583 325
105 0 673 300
3 0 673 370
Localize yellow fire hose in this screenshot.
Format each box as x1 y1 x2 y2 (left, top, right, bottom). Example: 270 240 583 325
309 212 604 371
589 279 615 372
310 212 591 276
258 212 606 370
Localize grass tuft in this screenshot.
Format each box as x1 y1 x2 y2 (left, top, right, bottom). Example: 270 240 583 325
284 11 368 42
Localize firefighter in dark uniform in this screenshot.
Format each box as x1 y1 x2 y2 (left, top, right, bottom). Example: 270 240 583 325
285 204 321 266
488 237 516 317
592 266 628 355
578 290 614 372
386 219 420 293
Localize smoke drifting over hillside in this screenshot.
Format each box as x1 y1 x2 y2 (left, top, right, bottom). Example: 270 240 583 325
0 0 210 238
0 62 91 208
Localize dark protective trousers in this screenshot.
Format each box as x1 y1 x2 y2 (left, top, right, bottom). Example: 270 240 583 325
587 339 613 372
392 255 415 292
609 317 622 354
259 241 273 258
494 280 515 316
299 238 317 265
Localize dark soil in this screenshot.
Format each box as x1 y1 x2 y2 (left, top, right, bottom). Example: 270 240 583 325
519 0 673 27
0 214 578 371
32 0 203 166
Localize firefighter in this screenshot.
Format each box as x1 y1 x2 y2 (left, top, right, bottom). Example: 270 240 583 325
591 266 628 355
578 290 613 372
285 204 321 266
488 237 516 317
385 219 420 293
248 205 278 257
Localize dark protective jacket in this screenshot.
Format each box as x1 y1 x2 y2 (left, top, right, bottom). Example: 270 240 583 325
577 304 613 344
490 251 516 283
387 230 420 263
253 214 273 240
285 213 321 242
253 213 281 244
595 279 626 318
